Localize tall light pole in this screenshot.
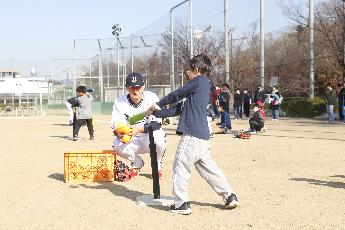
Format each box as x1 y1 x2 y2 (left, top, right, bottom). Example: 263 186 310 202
309 0 315 99
170 0 189 92
73 39 76 95
189 0 193 58
224 0 229 84
131 34 134 72
112 24 121 96
170 9 175 92
342 0 345 81
260 0 265 88
97 39 103 102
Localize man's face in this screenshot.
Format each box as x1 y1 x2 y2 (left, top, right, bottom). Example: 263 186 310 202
127 85 144 103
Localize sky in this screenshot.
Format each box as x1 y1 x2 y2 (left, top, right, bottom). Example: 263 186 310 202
0 0 323 74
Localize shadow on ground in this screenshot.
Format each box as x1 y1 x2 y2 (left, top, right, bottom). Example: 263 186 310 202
273 128 345 135
330 175 345 179
49 135 72 140
261 134 345 142
48 173 64 182
52 123 71 127
289 177 345 189
47 173 226 212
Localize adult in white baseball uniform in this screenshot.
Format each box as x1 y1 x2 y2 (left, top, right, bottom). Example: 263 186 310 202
111 72 166 177
65 100 74 126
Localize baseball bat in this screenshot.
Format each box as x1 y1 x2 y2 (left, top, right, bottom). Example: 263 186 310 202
148 125 160 199
72 110 77 138
128 112 145 125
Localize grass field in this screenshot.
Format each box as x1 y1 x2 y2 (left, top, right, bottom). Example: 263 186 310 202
0 115 344 230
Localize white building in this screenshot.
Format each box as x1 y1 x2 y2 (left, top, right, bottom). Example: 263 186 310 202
0 68 48 106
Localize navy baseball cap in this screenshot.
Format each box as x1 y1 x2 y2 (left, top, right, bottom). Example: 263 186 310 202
125 72 145 87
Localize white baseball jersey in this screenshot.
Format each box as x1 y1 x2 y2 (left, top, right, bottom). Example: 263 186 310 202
111 91 161 129
111 91 166 169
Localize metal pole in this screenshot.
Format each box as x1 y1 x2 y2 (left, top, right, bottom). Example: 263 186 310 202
40 92 43 116
11 59 14 78
230 32 233 88
224 0 229 83
343 0 345 81
73 39 76 95
117 38 120 90
309 0 315 99
170 10 175 91
98 54 103 102
189 0 193 58
131 34 134 72
51 60 54 80
89 59 92 87
260 0 265 88
181 65 184 86
106 49 110 88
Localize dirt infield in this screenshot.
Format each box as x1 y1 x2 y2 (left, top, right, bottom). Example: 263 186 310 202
0 115 344 230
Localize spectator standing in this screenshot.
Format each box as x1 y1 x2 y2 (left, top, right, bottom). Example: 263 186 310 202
219 83 231 113
254 86 266 104
209 79 220 117
336 83 345 121
269 86 283 122
242 89 251 119
233 89 243 119
325 84 337 124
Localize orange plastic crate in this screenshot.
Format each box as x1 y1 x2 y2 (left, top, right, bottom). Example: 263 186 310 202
64 150 115 182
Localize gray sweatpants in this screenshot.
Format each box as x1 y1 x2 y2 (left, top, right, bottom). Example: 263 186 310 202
172 134 234 208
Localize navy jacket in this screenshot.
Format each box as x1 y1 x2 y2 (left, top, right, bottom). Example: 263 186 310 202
155 75 210 140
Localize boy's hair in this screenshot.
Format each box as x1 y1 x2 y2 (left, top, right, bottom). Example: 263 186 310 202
222 83 230 89
76 85 87 93
189 54 212 75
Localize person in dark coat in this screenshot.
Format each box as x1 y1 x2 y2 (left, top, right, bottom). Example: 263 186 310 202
242 89 251 118
219 83 231 113
337 83 345 121
254 86 266 104
233 89 243 119
249 103 265 132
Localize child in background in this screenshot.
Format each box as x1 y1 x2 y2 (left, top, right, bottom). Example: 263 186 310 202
249 103 265 133
219 104 232 134
72 86 94 141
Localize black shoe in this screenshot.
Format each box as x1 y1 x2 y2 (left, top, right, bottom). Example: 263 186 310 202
169 202 192 215
72 136 79 141
225 193 238 209
90 136 94 140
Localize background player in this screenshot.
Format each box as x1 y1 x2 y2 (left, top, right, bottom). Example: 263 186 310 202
71 86 94 141
111 72 166 178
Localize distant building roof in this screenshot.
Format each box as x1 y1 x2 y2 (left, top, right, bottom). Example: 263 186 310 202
0 68 19 73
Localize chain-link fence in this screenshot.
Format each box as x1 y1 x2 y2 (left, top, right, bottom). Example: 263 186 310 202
1 0 232 110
